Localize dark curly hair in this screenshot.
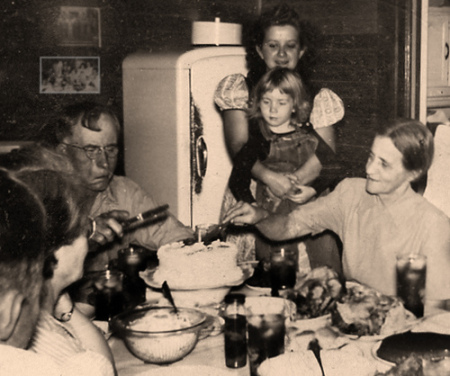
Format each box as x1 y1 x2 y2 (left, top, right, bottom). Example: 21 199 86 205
244 3 320 93
36 101 120 149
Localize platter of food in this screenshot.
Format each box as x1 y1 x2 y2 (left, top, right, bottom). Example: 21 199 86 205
329 281 418 341
292 267 344 320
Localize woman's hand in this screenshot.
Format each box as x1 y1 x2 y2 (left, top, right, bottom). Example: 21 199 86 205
259 168 294 198
286 185 317 204
222 201 269 225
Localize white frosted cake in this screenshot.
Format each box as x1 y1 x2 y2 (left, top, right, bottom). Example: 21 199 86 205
152 240 243 288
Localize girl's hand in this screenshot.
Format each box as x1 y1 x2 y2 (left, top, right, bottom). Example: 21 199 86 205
222 201 269 225
286 185 317 204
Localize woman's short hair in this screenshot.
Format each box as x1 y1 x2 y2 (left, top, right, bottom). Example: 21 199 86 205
249 68 311 129
254 3 304 48
377 118 434 180
14 168 88 279
0 169 46 302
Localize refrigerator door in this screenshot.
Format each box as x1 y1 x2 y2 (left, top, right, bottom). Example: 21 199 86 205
123 47 246 227
188 49 247 226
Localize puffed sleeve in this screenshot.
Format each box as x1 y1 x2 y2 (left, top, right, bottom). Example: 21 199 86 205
214 73 249 111
310 88 345 129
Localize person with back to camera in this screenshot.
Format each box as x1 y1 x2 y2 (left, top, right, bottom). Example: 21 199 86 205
229 67 342 269
223 118 450 315
15 168 116 375
0 169 62 375
35 101 195 274
214 4 345 272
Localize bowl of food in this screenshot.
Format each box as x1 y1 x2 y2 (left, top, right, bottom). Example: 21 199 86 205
111 306 207 364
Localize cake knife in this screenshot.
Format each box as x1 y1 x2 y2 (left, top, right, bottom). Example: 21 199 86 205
121 204 169 232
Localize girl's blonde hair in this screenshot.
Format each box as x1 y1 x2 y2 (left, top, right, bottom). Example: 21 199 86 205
249 68 311 138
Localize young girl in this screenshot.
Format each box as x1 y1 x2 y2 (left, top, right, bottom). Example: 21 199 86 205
229 67 342 266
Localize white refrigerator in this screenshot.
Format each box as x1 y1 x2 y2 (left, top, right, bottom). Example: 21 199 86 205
122 46 247 228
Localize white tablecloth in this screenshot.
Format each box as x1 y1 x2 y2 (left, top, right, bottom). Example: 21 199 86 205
109 287 450 375
110 332 248 376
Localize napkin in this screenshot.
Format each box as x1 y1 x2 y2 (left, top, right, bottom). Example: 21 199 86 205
258 345 377 376
258 351 322 376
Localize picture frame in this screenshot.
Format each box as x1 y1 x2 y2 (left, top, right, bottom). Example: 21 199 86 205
40 56 100 94
56 6 101 47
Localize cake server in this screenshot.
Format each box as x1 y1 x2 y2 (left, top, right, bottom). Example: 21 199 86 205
200 221 231 245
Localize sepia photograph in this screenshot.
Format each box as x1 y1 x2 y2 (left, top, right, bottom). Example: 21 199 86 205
1 1 450 376
40 56 100 94
56 6 101 47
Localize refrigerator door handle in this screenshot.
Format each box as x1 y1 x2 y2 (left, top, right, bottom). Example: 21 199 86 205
195 135 208 178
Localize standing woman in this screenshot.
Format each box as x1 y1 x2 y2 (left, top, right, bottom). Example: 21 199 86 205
223 118 450 315
214 3 344 270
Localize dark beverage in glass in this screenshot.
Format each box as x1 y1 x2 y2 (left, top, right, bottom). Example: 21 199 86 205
270 248 297 289
396 253 427 318
223 293 247 368
224 314 247 368
247 313 285 376
92 270 126 321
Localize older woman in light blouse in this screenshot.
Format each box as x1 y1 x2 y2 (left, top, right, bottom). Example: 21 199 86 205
224 118 450 315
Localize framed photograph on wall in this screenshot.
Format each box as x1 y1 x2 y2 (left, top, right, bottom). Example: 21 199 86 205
40 57 100 94
56 6 101 47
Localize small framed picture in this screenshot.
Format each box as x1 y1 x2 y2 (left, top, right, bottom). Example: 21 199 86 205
56 6 101 47
40 57 100 94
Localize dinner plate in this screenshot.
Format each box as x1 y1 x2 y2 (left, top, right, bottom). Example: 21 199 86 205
330 310 417 342
244 283 271 294
373 331 450 365
140 266 253 290
329 280 418 342
136 365 236 376
199 314 224 340
371 341 396 367
290 313 332 333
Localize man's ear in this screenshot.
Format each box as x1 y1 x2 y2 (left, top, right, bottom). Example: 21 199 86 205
407 169 422 184
0 290 24 341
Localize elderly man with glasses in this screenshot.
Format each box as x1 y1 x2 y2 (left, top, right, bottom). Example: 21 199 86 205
36 101 195 274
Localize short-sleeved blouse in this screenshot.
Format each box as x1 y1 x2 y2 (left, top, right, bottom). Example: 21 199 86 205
214 73 345 129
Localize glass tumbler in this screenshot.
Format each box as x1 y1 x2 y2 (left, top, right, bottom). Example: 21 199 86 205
270 247 298 290
396 253 427 317
91 270 126 321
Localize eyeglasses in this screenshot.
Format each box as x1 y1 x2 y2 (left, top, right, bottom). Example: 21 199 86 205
62 143 119 160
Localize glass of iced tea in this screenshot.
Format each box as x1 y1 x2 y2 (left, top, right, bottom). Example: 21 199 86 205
91 270 126 322
270 247 298 290
246 298 287 376
396 253 427 317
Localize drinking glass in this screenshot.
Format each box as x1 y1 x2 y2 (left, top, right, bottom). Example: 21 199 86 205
246 299 287 376
396 253 427 317
91 270 126 321
118 246 149 276
270 247 298 290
